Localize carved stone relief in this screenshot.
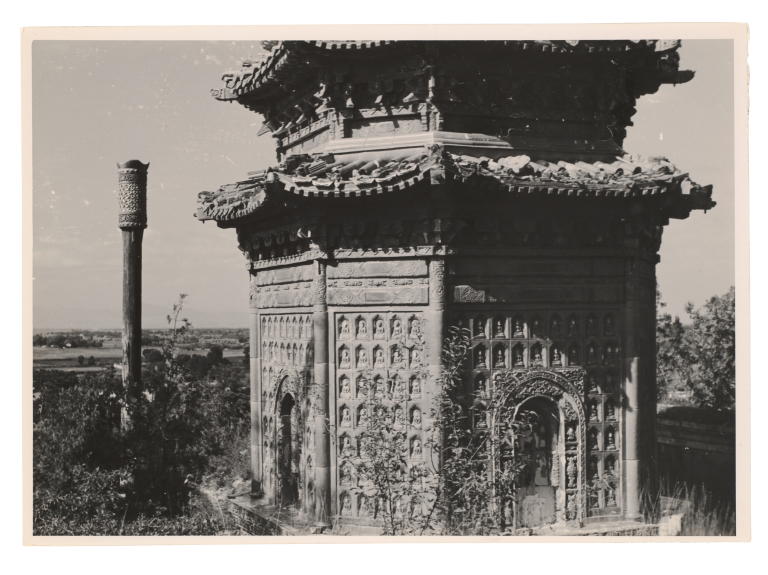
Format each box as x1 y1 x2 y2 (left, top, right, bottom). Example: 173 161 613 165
327 259 428 279
257 281 314 308
452 284 623 305
459 308 622 519
332 310 427 519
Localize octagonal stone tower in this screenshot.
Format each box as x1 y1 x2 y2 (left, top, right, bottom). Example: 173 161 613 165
197 40 713 531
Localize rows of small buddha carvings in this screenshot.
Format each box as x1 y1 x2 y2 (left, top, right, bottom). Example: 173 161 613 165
258 313 318 512
333 312 428 519
260 315 314 512
462 310 622 515
260 313 314 370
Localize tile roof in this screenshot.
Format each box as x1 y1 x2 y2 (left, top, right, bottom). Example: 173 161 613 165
196 147 714 225
214 40 686 103
215 41 399 101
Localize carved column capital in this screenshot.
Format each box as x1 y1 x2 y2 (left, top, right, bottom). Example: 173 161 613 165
248 272 259 309
429 257 447 311
313 259 328 309
117 160 149 230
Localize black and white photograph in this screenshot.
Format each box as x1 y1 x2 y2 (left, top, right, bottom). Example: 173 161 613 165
24 25 748 541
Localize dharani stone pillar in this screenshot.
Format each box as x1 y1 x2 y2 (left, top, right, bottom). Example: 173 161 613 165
117 160 148 428
312 259 332 525
249 273 264 497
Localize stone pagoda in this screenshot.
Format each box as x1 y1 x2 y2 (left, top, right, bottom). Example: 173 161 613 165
197 40 713 532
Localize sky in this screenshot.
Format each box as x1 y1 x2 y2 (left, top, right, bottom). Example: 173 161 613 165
31 40 735 329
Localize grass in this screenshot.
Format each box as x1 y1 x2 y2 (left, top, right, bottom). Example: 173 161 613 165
677 487 736 536
647 482 736 536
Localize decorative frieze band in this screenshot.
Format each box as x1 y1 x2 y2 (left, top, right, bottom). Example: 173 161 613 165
452 283 623 304
327 259 428 279
255 281 314 308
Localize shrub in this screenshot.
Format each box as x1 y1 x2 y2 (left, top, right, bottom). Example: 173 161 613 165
350 326 535 535
32 295 252 535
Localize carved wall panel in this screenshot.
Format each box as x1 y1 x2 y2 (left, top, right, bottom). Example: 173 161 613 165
327 278 429 306
256 281 314 308
260 312 315 506
328 259 428 279
332 310 427 521
260 313 314 374
283 125 331 155
347 115 424 138
455 309 623 519
451 284 623 305
451 258 612 278
257 264 315 286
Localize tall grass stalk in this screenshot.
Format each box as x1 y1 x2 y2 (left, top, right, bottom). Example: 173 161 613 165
644 481 735 536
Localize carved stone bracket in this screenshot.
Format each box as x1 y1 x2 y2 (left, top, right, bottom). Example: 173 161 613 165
248 248 327 271
429 258 447 310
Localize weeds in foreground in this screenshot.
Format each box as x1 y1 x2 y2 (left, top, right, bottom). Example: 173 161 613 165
644 482 736 536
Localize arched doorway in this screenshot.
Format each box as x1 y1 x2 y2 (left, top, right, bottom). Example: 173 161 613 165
494 367 587 529
514 397 560 528
277 392 299 506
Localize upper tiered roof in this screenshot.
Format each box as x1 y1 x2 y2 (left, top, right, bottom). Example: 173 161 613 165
209 40 694 161
198 40 711 228
213 40 691 107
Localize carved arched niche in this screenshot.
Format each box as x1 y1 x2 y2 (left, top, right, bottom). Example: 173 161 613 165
496 367 587 528
263 371 306 509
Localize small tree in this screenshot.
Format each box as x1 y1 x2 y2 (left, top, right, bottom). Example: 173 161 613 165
352 390 439 535
656 287 735 411
142 348 164 363
206 345 224 365
678 288 736 411
434 326 534 534
124 294 212 516
656 290 686 401
352 326 534 535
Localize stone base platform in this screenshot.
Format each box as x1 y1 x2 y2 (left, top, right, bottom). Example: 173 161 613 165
227 495 327 535
525 521 659 537
224 494 665 536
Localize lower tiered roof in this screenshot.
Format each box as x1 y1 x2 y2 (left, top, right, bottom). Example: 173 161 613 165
196 146 714 226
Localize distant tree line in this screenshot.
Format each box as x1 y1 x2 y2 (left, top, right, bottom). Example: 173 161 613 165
33 333 104 348
141 343 245 380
